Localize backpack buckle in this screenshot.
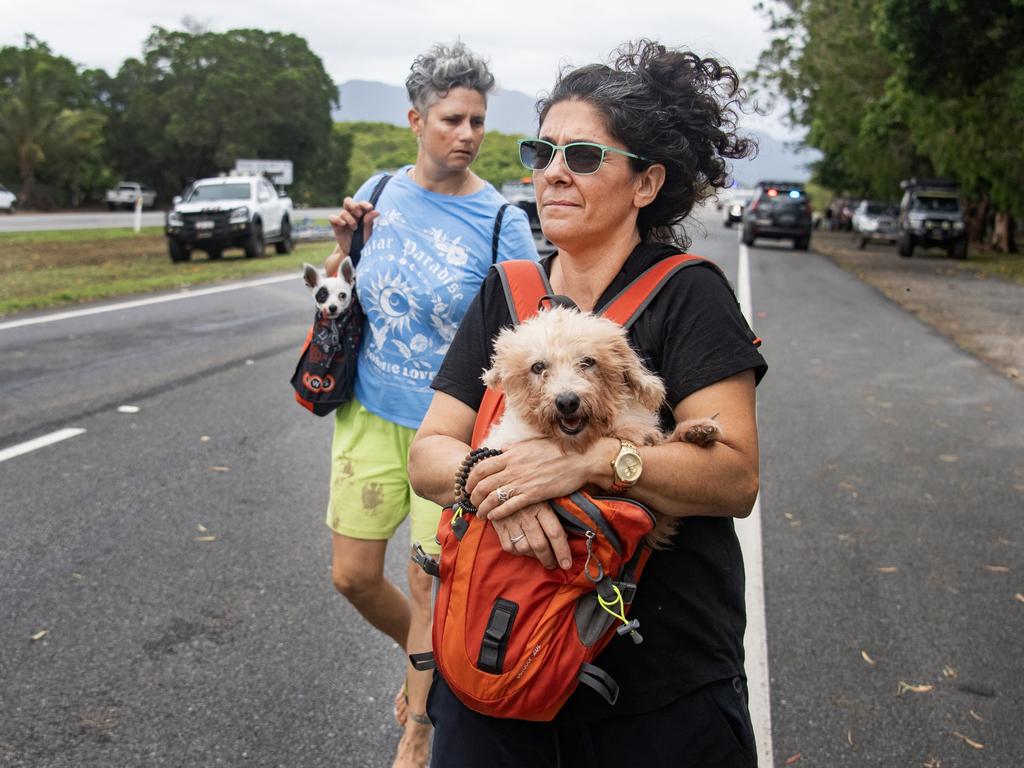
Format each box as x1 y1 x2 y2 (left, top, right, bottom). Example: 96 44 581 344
411 543 439 577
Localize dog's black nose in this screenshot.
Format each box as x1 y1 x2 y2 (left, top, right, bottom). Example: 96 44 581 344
555 393 580 415
328 305 338 314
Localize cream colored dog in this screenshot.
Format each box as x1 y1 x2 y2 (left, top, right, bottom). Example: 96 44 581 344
480 306 721 545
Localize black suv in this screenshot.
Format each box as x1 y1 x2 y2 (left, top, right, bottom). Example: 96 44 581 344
897 178 967 259
742 181 813 250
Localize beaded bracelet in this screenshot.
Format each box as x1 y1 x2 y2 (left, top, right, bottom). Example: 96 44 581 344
453 447 502 513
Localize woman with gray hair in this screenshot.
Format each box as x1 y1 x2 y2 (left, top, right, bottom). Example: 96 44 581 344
323 41 536 768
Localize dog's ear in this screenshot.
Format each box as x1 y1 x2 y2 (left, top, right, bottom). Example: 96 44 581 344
481 364 501 390
302 263 320 291
340 256 355 284
622 355 666 414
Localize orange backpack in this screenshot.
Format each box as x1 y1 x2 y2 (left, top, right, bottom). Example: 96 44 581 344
412 255 718 721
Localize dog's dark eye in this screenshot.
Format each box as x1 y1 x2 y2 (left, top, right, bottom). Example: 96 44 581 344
579 357 596 369
530 361 547 375
339 292 347 300
315 287 329 303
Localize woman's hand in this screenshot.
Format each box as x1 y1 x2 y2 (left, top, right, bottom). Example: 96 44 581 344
327 197 380 258
490 502 573 570
468 438 613 520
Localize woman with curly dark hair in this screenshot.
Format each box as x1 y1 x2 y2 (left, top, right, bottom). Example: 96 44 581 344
409 40 767 767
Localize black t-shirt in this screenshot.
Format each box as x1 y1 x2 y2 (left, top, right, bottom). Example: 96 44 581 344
432 242 768 720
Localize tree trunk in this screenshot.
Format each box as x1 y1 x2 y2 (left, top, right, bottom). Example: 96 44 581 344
965 197 988 243
990 212 1017 254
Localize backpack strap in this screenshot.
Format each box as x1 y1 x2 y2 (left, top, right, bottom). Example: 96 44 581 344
348 173 392 268
491 203 511 264
598 254 717 328
470 260 551 448
493 260 553 326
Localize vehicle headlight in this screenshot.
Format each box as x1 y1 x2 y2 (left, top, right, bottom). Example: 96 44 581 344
230 206 249 223
730 204 742 216
167 211 183 226
953 221 965 230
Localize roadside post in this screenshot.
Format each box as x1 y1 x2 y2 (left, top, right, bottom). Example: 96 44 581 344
133 194 142 233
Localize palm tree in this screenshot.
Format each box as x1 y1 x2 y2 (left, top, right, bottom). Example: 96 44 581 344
0 41 105 208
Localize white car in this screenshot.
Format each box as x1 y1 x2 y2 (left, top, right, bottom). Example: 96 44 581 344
105 181 157 210
0 184 17 214
164 175 294 262
721 190 753 228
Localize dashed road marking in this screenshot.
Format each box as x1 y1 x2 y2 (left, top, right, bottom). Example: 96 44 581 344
0 428 86 463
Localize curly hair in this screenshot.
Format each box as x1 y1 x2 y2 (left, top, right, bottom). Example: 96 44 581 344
537 40 756 247
405 41 496 114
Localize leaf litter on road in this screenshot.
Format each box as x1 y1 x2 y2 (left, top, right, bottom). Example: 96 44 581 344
952 731 984 750
897 681 934 695
31 630 48 641
861 650 876 666
983 565 1009 572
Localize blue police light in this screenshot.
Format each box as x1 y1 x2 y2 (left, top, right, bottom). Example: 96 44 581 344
789 190 801 198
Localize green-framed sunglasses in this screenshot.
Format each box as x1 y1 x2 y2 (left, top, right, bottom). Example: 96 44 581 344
517 138 651 176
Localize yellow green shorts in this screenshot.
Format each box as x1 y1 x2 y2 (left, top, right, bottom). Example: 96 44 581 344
326 398 441 555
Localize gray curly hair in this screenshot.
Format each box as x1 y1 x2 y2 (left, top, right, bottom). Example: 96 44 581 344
405 41 496 114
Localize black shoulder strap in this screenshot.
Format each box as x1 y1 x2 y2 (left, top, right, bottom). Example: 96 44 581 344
491 203 511 264
350 173 392 266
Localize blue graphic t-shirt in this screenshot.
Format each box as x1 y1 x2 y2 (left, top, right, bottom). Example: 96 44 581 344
352 167 538 428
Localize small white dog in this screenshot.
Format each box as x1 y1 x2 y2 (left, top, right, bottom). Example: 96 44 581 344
480 305 722 545
303 258 355 319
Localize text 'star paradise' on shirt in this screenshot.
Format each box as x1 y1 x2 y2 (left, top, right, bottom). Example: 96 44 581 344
432 243 768 720
352 167 537 428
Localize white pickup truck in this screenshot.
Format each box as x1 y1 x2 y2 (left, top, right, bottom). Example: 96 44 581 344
164 175 294 262
105 181 157 210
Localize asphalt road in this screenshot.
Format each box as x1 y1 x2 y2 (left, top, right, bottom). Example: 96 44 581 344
1 209 1021 767
0 209 340 233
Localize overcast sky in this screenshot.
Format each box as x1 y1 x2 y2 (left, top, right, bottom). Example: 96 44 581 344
4 0 790 137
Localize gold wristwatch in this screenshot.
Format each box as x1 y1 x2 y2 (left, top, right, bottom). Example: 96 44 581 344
609 439 643 493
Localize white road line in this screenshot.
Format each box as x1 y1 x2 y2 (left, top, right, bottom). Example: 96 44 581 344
737 237 775 767
0 428 86 463
0 273 296 332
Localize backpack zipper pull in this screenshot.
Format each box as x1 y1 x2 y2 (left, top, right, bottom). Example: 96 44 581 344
583 531 604 582
596 579 644 645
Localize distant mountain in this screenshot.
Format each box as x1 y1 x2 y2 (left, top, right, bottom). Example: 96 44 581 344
729 132 819 187
334 80 816 182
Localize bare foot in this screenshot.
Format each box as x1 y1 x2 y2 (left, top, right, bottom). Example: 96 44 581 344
393 682 408 727
392 718 431 768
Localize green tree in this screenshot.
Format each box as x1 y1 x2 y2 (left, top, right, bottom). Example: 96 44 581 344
877 0 1024 249
750 0 922 199
103 27 337 200
0 36 109 207
752 0 1024 250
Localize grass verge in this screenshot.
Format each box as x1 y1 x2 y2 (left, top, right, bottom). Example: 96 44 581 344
0 229 335 316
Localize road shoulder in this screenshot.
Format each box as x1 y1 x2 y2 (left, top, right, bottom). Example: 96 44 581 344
812 232 1024 389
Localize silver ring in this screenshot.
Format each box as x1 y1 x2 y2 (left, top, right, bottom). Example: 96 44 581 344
495 486 513 504
510 532 526 544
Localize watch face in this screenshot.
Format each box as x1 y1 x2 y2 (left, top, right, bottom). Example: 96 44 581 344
616 452 643 482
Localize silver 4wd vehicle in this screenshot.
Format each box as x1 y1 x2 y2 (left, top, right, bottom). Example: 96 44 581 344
897 178 968 260
165 176 294 262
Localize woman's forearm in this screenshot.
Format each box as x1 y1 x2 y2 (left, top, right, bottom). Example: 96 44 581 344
408 434 472 507
323 244 344 277
613 441 759 519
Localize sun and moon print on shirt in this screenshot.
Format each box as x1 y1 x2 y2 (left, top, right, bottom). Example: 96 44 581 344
357 207 481 393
